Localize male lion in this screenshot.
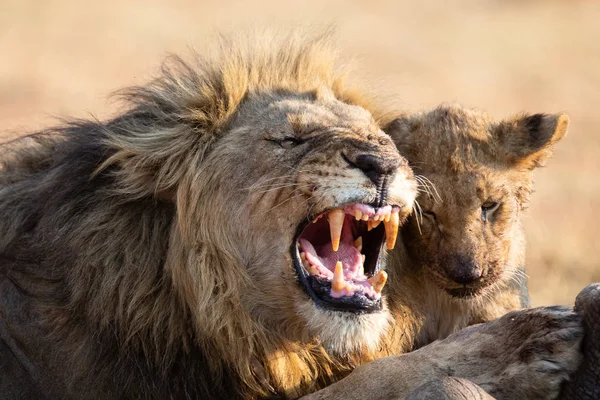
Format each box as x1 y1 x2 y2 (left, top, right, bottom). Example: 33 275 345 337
0 33 586 399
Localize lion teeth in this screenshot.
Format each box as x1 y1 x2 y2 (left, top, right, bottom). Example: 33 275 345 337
367 220 382 231
332 261 345 292
368 270 388 294
361 214 369 221
354 210 362 221
354 237 362 252
328 209 345 252
361 254 366 264
383 212 399 250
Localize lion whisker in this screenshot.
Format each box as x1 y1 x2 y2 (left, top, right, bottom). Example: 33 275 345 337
414 175 441 203
260 191 305 215
413 199 423 235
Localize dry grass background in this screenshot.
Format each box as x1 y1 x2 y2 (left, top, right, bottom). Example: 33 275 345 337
1 0 598 306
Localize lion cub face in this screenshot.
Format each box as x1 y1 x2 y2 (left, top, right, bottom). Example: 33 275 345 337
387 104 568 298
201 92 416 353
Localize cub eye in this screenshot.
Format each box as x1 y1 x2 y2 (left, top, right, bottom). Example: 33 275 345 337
481 201 500 222
421 210 437 222
280 137 301 149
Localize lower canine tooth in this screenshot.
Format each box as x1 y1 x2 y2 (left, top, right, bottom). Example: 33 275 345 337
328 209 345 252
354 237 362 252
332 261 345 292
368 270 388 294
383 212 399 250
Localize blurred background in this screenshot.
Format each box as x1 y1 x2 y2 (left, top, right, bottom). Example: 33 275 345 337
1 0 598 306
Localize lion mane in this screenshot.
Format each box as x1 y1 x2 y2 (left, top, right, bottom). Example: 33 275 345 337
0 32 411 399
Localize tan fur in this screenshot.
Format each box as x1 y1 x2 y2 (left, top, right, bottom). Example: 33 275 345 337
384 103 569 345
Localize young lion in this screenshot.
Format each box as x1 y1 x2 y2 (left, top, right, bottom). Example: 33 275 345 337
0 34 583 399
385 103 569 345
305 104 584 400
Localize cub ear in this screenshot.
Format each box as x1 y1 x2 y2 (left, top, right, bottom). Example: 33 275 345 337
382 115 419 150
494 113 569 169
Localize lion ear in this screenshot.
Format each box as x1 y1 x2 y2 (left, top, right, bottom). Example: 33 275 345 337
493 113 569 169
383 115 421 153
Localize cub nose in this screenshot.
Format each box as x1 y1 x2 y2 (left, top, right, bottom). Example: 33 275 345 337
445 255 483 285
352 154 401 185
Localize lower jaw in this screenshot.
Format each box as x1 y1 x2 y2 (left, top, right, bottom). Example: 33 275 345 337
445 287 486 299
308 275 383 313
295 264 384 314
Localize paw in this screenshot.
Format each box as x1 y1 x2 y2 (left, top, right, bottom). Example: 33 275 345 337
471 305 583 399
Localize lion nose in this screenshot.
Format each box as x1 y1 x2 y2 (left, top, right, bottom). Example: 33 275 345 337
352 154 401 185
446 256 483 284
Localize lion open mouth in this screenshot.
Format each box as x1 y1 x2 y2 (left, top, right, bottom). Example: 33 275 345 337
293 204 401 313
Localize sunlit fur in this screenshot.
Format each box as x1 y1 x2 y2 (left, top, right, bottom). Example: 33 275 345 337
0 32 416 399
383 103 569 345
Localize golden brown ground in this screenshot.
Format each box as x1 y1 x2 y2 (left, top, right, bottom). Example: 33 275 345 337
1 0 598 306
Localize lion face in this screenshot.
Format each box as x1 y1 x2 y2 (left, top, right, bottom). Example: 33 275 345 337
197 92 416 353
402 167 526 298
387 104 568 299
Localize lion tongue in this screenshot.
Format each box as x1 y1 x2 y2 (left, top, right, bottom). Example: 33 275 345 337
298 238 362 279
315 241 363 277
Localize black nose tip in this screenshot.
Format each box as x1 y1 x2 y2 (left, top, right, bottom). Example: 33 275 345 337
353 154 400 184
445 256 483 285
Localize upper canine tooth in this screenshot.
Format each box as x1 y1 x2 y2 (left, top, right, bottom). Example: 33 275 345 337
328 209 345 252
368 270 388 294
383 212 400 250
354 237 363 252
332 261 345 292
354 210 362 221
